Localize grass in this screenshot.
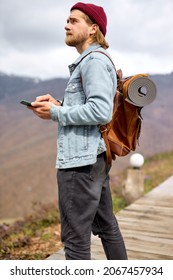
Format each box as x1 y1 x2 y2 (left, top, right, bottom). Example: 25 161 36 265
143 151 173 192
0 150 173 260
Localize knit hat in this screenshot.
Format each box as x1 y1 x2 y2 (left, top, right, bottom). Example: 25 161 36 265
71 2 107 36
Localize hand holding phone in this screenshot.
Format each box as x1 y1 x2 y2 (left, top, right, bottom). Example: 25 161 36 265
20 100 32 107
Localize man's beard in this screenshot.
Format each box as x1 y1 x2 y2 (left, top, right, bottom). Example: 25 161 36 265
65 32 88 47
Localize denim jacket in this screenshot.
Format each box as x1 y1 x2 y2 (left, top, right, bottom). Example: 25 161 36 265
50 44 117 169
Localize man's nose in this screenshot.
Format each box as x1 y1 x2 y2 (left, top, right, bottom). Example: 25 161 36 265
64 23 70 31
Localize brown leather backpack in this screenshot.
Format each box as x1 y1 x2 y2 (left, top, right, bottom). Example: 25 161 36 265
100 70 146 164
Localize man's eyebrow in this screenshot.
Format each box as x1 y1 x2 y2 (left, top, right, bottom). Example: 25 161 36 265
66 16 79 23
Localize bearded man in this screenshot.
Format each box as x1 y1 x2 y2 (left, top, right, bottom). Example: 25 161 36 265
30 2 127 260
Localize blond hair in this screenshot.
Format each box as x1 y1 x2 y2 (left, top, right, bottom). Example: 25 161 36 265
83 14 109 49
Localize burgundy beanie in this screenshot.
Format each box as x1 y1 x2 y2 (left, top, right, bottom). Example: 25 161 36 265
71 2 107 36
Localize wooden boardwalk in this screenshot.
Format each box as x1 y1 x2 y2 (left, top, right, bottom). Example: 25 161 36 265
47 175 173 260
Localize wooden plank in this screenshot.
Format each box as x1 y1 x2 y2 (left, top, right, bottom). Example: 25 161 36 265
124 204 173 217
127 250 173 260
124 239 173 257
117 217 173 232
119 221 173 235
119 228 173 240
123 234 173 246
117 216 173 227
134 198 173 207
122 233 173 245
117 209 173 221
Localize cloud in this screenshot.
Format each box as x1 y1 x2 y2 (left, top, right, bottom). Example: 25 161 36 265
0 46 78 78
0 0 172 78
107 0 173 55
0 0 66 52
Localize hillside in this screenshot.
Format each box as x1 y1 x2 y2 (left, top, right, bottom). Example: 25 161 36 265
0 71 173 219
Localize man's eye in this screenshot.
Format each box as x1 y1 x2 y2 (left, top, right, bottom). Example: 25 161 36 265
71 19 77 24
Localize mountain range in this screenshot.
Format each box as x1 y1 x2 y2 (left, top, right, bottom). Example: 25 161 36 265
0 71 173 220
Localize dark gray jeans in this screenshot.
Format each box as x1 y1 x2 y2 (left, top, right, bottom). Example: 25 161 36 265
57 153 127 260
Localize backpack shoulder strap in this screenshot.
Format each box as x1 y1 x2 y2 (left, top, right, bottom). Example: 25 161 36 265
93 50 123 84
93 50 118 76
93 50 115 65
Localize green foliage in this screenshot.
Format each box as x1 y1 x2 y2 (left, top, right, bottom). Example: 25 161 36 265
41 233 52 241
112 195 127 213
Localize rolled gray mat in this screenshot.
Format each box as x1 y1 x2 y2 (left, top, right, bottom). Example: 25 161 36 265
126 77 157 106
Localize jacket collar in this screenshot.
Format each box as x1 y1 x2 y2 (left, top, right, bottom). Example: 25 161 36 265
68 44 101 74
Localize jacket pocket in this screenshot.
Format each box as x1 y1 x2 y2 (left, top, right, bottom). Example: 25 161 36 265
65 78 85 106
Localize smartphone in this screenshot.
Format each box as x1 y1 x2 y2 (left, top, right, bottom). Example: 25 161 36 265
20 100 32 107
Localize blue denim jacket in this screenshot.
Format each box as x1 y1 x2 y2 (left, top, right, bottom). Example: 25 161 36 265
50 44 117 169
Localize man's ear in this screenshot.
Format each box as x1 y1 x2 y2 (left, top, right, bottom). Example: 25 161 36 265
89 24 98 35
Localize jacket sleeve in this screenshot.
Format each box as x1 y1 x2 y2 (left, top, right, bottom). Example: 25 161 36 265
50 56 116 126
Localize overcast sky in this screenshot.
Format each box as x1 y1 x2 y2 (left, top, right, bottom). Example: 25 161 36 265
0 0 173 79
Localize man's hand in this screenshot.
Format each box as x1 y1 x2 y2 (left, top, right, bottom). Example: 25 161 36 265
28 94 60 119
33 94 59 105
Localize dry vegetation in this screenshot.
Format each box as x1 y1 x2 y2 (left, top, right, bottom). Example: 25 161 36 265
1 150 173 260
0 203 62 260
